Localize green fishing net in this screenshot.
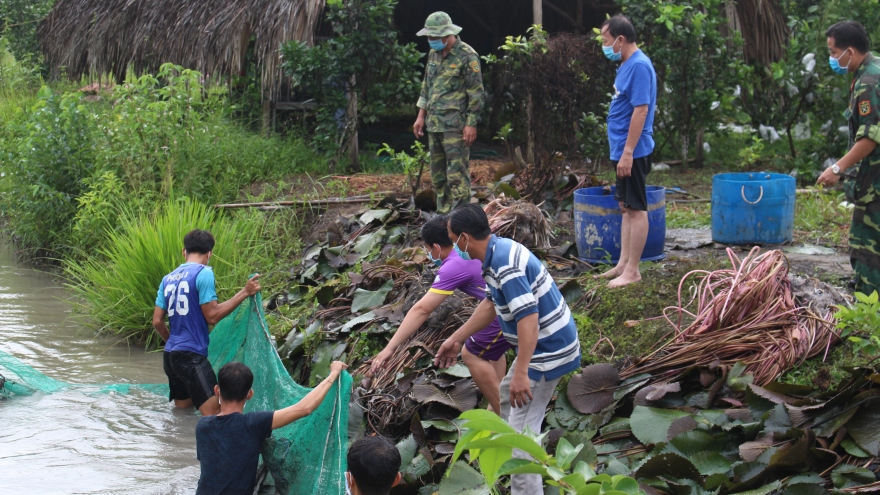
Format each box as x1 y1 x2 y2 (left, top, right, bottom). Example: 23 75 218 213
208 293 352 495
0 293 352 495
0 349 68 396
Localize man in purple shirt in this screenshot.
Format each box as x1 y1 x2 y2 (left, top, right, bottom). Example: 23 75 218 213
370 215 512 413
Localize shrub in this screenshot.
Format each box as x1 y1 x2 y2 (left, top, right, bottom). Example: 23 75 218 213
64 199 269 348
1 63 327 259
70 171 132 254
484 28 614 199
834 291 880 357
2 86 96 258
281 0 422 169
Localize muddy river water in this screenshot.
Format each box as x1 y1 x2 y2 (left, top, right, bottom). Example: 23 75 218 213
0 245 201 494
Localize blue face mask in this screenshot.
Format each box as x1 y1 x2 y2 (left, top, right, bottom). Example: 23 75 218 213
425 245 442 268
603 37 622 62
453 234 471 261
429 39 447 51
829 49 851 75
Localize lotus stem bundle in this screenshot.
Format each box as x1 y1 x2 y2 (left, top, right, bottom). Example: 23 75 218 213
621 247 839 385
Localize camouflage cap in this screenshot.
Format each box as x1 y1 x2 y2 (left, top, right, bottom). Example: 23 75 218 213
416 12 462 37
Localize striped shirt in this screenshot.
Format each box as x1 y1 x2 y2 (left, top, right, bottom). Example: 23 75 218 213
482 235 581 380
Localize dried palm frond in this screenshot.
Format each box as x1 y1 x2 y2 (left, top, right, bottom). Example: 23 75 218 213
38 0 326 101
354 295 478 435
722 0 788 66
484 196 552 249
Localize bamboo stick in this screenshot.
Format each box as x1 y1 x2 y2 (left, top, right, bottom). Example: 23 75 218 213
214 192 393 209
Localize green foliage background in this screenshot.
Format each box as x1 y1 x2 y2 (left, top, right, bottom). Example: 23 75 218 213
281 0 422 168
0 63 325 259
64 199 269 348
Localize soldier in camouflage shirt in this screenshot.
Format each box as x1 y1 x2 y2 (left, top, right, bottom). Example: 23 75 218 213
818 21 880 295
414 12 485 213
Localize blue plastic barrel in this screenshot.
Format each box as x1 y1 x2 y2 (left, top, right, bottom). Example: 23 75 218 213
711 172 795 245
573 186 666 264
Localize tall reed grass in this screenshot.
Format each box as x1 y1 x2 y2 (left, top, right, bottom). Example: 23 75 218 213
64 199 269 348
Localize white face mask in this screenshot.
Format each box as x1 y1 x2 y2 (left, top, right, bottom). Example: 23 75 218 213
345 472 353 495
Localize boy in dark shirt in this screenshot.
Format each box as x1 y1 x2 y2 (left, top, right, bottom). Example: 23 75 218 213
346 436 402 495
196 360 347 494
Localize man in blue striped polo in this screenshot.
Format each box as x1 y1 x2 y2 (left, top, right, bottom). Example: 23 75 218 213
434 204 581 495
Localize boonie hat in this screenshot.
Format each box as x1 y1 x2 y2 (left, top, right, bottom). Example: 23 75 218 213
417 12 462 37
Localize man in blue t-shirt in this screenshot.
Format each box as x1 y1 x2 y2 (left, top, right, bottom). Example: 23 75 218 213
152 229 261 416
596 15 657 289
196 360 347 494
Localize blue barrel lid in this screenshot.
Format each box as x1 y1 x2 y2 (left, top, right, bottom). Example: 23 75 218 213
713 172 795 183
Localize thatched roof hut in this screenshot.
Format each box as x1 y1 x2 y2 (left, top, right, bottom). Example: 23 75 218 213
38 0 326 101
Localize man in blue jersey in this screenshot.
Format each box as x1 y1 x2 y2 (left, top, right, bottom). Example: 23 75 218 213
434 204 581 495
595 15 657 288
152 229 261 416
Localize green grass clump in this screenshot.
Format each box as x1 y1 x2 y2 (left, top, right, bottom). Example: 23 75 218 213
64 199 269 348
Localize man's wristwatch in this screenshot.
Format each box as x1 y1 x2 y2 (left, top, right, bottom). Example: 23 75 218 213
831 163 841 175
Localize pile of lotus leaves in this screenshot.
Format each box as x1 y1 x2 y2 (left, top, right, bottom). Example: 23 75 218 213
553 362 879 495
266 196 876 495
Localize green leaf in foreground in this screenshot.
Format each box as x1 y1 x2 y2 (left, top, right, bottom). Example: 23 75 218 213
438 461 490 495
844 390 880 456
831 464 876 489
350 279 393 313
630 406 691 445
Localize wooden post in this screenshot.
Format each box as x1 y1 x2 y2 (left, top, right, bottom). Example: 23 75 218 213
262 99 272 137
533 0 543 26
695 129 705 169
526 92 535 164
347 76 360 170
576 0 584 34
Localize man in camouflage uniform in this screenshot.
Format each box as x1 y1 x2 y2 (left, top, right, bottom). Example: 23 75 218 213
414 12 484 213
818 21 880 295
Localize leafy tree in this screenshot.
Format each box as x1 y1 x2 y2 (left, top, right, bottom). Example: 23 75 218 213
3 86 96 256
281 0 422 170
735 0 880 180
620 0 748 167
0 0 53 61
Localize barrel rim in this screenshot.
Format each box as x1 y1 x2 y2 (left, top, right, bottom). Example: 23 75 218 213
573 185 667 197
712 172 796 183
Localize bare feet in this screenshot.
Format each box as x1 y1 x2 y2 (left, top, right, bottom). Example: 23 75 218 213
607 272 641 288
594 266 623 280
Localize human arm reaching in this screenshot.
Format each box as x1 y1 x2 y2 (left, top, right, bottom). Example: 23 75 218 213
433 298 498 368
200 274 261 326
272 361 348 430
371 291 447 374
817 138 877 186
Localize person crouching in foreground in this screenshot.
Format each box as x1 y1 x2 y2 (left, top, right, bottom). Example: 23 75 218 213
346 435 402 495
195 361 347 494
369 215 511 413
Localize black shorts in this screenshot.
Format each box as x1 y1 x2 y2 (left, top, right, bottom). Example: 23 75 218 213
614 155 652 211
163 351 217 409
